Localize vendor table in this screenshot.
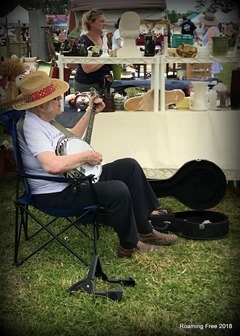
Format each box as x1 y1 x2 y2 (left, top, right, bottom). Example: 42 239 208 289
58 54 239 111
111 79 193 95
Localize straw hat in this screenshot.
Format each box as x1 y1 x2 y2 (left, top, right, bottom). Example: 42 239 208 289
199 12 218 26
12 71 69 110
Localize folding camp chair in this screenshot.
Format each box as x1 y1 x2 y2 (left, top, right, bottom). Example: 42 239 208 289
0 109 135 301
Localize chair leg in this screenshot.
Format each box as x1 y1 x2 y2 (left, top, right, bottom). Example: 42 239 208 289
21 205 29 240
14 205 21 266
68 254 135 301
13 203 29 265
14 205 98 266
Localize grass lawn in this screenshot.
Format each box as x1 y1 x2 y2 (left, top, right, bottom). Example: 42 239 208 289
0 175 240 336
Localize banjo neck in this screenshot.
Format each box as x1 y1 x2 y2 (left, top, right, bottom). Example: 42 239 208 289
84 88 98 145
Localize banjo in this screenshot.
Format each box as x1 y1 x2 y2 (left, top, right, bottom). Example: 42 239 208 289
54 88 102 182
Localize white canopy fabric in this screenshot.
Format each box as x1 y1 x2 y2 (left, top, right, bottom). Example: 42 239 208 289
214 9 239 23
192 10 240 24
0 5 29 25
69 0 167 11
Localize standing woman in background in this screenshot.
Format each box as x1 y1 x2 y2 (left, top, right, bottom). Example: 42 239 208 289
200 12 223 76
74 9 112 93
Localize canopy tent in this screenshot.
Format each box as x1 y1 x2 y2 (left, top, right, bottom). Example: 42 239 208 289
214 9 239 24
187 12 198 20
67 0 167 38
69 0 167 11
192 9 240 24
0 5 29 25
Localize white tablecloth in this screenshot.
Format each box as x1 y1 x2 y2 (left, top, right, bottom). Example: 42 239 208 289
91 110 240 180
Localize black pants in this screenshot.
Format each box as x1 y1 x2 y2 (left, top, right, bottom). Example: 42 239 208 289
33 158 160 246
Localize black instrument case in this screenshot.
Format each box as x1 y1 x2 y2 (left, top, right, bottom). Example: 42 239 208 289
148 159 229 240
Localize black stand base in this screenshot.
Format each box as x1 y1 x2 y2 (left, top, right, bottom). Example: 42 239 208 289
68 254 135 301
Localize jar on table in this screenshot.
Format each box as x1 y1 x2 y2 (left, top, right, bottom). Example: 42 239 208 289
78 43 88 56
144 34 156 56
212 81 229 109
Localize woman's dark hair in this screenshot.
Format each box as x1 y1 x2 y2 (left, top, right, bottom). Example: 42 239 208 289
114 18 121 29
182 15 191 22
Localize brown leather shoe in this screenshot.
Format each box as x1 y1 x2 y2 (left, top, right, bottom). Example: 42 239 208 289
139 231 178 245
117 246 134 258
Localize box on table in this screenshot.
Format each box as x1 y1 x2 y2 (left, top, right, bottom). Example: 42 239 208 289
171 34 194 47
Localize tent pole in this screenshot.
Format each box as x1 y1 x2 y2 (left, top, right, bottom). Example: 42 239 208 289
18 20 21 58
5 17 10 58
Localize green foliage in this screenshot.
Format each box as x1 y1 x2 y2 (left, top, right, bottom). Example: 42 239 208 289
166 0 238 23
215 62 236 87
0 176 240 336
20 0 69 14
166 10 181 24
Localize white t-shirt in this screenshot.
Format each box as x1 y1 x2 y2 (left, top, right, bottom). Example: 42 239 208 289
18 110 69 195
112 29 123 51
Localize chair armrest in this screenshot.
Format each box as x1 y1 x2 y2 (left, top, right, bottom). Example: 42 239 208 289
15 170 95 184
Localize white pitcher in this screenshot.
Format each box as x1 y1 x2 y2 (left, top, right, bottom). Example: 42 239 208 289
189 81 210 111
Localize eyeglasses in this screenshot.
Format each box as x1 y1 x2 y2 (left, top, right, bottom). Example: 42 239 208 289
53 96 61 101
